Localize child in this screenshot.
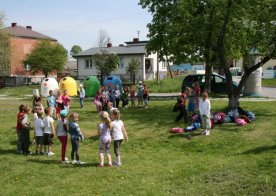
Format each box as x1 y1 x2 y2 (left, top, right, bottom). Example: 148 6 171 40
137 81 144 107
21 106 32 155
174 96 188 123
79 84 85 108
16 104 25 154
56 90 63 120
111 109 128 166
199 92 211 136
57 110 69 164
43 107 55 156
129 86 136 108
143 84 149 109
114 85 121 108
47 90 57 118
109 85 116 108
107 102 117 120
32 94 42 108
68 113 84 164
98 111 112 167
187 87 196 118
62 90 70 112
33 110 44 155
121 86 129 108
94 89 103 113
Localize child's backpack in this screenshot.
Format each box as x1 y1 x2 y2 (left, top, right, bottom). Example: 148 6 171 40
246 111 256 121
224 115 232 123
213 112 224 124
235 118 247 126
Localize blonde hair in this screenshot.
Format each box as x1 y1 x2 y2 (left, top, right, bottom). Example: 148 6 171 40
100 111 111 129
69 112 79 121
112 109 120 120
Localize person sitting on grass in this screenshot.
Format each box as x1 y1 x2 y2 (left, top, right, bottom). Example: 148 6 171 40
199 92 211 136
98 111 112 167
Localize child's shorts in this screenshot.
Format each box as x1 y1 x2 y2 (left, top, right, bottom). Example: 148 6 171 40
99 138 111 154
44 133 54 145
36 136 44 145
188 102 195 112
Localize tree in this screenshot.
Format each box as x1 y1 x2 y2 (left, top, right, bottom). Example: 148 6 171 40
140 0 276 109
92 50 119 84
70 45 82 56
24 39 67 78
0 12 10 76
96 29 110 48
127 58 140 84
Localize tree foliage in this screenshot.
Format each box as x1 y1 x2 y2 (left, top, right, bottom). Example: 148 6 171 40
127 58 140 84
70 45 82 55
92 50 119 84
140 0 276 108
24 39 67 78
0 12 10 76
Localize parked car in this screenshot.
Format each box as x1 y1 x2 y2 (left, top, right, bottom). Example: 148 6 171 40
181 73 240 94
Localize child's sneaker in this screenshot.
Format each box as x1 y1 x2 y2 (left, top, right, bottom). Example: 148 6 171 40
201 130 207 135
76 160 85 165
72 160 77 164
47 152 55 156
108 163 113 167
98 164 104 168
206 130 210 136
114 162 121 166
61 160 70 164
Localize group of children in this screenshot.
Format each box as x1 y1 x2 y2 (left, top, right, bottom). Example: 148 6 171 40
16 89 129 167
92 81 150 113
175 82 212 135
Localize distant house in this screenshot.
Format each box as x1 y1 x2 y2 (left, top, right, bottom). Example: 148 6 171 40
57 60 77 81
73 38 168 81
0 23 57 87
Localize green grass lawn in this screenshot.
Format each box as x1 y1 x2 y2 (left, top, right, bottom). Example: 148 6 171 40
145 77 184 93
0 97 275 195
262 78 276 87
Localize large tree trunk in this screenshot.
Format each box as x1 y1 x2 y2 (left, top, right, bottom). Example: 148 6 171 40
228 93 240 109
204 63 212 93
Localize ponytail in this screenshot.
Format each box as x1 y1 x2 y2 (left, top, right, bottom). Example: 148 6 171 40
100 111 112 129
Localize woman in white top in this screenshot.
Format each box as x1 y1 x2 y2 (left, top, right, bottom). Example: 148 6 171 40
111 109 128 166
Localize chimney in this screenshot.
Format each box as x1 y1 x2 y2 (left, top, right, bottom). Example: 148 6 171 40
11 23 17 27
107 43 112 48
133 38 139 43
26 26 32 30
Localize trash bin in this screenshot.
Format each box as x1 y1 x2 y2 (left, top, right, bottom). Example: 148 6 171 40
103 75 122 92
59 76 78 96
83 76 100 97
41 78 59 97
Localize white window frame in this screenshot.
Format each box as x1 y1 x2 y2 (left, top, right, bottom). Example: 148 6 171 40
85 59 93 69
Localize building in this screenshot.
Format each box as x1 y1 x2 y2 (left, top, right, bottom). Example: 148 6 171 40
0 23 57 87
73 38 168 82
57 60 77 81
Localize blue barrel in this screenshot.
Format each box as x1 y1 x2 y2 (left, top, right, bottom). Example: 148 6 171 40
103 75 122 92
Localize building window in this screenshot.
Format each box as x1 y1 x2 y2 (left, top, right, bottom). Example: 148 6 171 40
162 61 167 69
24 63 31 71
85 59 93 68
119 57 124 69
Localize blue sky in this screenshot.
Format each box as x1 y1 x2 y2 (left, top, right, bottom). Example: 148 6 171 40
1 0 151 51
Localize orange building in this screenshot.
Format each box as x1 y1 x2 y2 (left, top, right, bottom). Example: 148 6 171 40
0 23 57 86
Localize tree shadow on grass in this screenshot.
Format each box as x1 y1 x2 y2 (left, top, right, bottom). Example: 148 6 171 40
0 149 17 155
242 145 276 155
168 131 202 140
27 159 60 164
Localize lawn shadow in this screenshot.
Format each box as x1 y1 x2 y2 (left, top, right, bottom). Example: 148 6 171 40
27 159 60 164
87 135 99 141
242 145 276 155
0 149 17 155
168 131 202 140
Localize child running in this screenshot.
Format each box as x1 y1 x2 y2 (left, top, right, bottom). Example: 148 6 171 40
98 111 112 167
43 107 55 156
33 109 44 155
199 92 211 136
57 110 69 164
111 109 128 166
68 112 84 164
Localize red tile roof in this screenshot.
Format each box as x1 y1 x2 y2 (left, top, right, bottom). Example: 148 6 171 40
2 24 57 41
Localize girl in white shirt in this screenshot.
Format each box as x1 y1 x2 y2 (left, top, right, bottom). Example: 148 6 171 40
199 92 211 135
33 110 44 155
111 109 128 166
